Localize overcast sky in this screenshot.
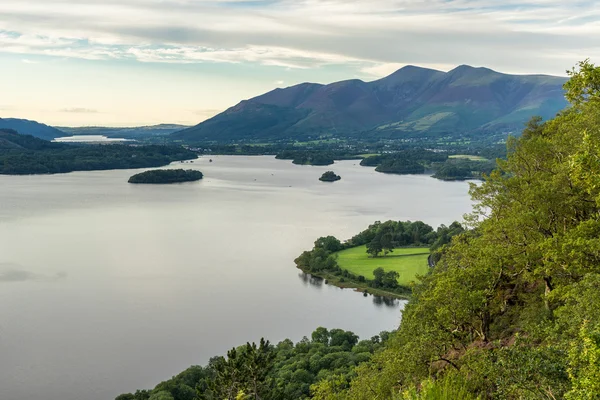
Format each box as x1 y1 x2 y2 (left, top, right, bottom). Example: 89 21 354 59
0 0 598 126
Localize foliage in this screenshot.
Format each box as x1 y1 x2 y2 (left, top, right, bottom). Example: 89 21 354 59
431 158 495 181
361 150 446 175
312 60 600 400
295 220 463 297
319 171 341 182
128 169 203 184
117 328 389 400
0 131 197 175
122 60 600 400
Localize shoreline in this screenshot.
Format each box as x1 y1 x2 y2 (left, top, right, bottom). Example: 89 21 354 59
296 265 412 300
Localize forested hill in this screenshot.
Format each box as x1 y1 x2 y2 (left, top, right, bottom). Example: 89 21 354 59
0 118 66 140
0 130 197 175
173 65 567 142
121 61 600 400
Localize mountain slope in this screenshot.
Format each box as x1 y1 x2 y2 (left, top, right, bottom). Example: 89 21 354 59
0 118 66 140
174 65 568 142
0 129 64 150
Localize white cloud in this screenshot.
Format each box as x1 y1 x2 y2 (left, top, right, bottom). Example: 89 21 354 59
0 0 598 75
60 108 99 113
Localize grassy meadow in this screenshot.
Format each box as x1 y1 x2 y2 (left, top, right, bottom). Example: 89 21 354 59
335 246 430 286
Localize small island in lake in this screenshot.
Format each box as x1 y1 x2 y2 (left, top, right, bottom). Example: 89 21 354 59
128 169 203 184
319 171 341 182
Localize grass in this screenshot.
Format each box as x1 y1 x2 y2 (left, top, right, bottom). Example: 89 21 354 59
449 154 489 161
335 246 430 286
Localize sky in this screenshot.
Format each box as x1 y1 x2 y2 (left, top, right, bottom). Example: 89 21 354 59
0 0 599 127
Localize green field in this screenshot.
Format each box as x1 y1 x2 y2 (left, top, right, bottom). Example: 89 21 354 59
335 246 430 286
449 154 488 161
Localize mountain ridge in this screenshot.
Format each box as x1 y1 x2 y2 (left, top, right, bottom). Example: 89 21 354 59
173 65 568 142
0 118 66 140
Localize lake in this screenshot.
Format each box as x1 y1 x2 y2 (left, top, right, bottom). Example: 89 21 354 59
0 156 474 400
53 135 131 143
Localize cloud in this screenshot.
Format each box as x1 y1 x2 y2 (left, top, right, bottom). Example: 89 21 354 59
60 107 99 113
0 263 67 282
0 0 598 75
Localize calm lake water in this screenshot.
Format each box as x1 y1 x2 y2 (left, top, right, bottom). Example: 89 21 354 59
0 156 474 400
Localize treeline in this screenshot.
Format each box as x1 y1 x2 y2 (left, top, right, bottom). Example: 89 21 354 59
275 150 361 166
116 327 391 400
432 158 496 180
294 220 464 296
360 149 446 174
311 60 600 399
0 130 197 175
360 149 497 180
128 169 203 184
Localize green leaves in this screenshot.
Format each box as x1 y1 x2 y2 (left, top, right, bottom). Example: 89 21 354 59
565 59 600 105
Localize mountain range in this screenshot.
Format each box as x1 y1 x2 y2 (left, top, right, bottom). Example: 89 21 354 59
173 65 568 142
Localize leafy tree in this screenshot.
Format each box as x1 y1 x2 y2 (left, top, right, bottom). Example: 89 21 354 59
366 238 383 258
314 237 343 253
565 59 600 104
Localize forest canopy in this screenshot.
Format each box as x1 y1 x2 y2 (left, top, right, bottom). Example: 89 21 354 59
0 130 197 175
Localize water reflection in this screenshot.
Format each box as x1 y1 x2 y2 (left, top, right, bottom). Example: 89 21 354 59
298 272 399 308
298 272 324 288
372 295 399 307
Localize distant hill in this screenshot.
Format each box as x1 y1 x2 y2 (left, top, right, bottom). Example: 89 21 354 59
0 118 66 140
0 129 64 150
59 124 190 139
173 65 568 142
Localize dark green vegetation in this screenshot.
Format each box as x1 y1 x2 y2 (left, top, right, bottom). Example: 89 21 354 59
319 171 341 182
432 158 496 180
0 117 66 140
0 129 197 175
172 65 567 142
359 149 497 180
275 150 335 166
294 221 464 299
360 150 445 174
116 327 391 400
59 124 189 139
128 169 203 184
309 60 600 399
116 62 600 400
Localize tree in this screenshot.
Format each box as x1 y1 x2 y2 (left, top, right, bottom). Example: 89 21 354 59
314 236 343 253
372 267 385 287
380 233 394 256
312 327 330 345
366 238 383 258
565 59 600 104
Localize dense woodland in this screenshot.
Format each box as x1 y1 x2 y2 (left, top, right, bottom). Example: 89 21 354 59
0 130 197 175
128 169 203 184
116 328 391 400
275 150 357 166
116 62 600 399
